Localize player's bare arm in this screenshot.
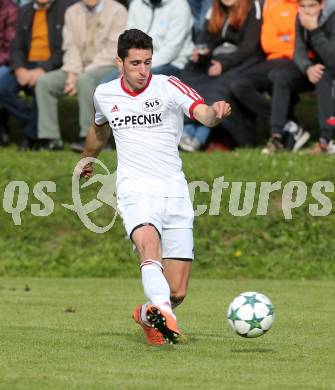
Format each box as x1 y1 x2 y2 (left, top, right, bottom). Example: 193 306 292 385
193 101 231 128
77 124 110 178
81 123 110 158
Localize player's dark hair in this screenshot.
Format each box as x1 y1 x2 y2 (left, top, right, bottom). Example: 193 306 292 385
117 29 153 60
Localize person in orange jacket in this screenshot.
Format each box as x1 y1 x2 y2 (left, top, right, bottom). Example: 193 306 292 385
230 0 310 152
268 0 335 154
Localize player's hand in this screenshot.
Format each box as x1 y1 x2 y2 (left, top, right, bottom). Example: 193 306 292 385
306 64 324 84
75 159 93 179
212 101 231 119
208 60 222 77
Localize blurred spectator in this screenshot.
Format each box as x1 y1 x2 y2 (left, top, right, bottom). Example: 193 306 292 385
101 0 193 83
35 0 127 152
179 0 263 151
230 0 306 153
128 0 193 75
0 0 19 146
268 0 335 154
187 0 212 39
14 0 32 5
0 0 74 150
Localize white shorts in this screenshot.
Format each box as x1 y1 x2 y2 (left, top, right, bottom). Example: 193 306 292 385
117 192 194 260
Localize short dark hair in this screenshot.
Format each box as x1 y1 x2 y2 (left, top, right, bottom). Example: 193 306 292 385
117 29 153 60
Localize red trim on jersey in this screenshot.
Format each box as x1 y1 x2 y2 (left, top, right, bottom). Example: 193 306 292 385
168 76 203 101
167 76 205 118
120 73 152 96
189 99 205 120
167 78 189 96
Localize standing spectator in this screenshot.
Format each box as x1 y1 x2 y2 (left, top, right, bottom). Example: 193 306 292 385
267 0 335 153
230 0 310 153
0 0 19 145
179 0 263 151
0 0 74 150
35 0 127 152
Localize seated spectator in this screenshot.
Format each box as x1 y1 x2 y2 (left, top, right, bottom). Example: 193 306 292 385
0 0 74 150
187 0 212 40
179 0 263 152
230 0 311 153
0 0 19 146
267 0 335 154
14 0 32 5
101 0 193 83
35 0 127 152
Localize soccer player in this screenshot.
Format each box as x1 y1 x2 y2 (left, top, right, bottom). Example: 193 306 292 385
77 29 231 345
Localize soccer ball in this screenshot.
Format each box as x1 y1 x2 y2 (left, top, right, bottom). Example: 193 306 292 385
227 291 275 338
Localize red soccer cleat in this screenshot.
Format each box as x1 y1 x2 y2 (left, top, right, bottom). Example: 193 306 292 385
146 304 180 344
132 304 165 345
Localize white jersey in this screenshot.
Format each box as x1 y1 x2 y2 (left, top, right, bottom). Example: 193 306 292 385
94 74 204 197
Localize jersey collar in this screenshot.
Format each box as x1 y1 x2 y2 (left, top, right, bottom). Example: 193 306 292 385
120 73 152 96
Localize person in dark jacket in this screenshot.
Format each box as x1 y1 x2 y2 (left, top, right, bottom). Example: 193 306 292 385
179 0 263 151
266 0 335 153
0 0 74 150
0 0 19 145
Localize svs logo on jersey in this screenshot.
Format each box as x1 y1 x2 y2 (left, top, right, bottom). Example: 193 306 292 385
143 98 163 112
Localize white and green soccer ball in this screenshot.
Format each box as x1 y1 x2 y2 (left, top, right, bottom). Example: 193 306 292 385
227 291 275 338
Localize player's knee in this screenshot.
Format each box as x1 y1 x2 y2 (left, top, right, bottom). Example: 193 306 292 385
136 237 160 258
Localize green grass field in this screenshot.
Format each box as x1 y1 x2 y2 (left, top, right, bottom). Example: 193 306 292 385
1 144 334 388
1 148 335 279
1 278 334 389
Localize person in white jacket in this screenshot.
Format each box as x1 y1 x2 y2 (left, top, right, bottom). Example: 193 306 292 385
101 0 194 84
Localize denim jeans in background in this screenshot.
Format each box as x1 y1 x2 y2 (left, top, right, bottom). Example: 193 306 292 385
0 62 44 140
0 66 10 79
100 63 182 84
187 0 212 39
183 123 210 145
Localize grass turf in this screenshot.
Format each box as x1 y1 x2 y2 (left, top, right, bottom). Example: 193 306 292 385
1 278 334 389
1 148 335 279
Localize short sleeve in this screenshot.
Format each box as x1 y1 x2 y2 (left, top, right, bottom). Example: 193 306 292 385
166 76 205 119
93 92 108 127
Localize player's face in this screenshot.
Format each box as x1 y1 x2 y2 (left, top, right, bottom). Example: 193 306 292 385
298 0 323 16
120 48 152 91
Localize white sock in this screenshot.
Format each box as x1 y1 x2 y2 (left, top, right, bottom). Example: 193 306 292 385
140 302 151 325
140 260 174 317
